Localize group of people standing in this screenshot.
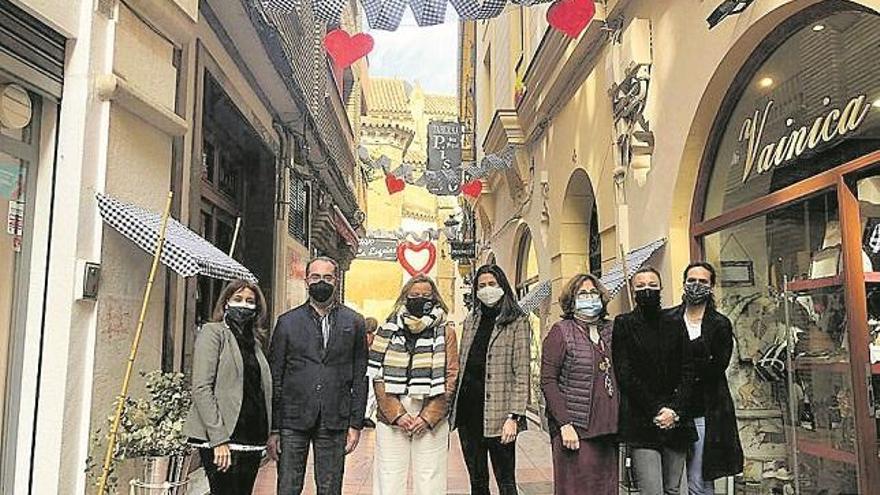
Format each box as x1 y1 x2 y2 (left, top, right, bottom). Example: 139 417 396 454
542 262 744 495
182 254 743 495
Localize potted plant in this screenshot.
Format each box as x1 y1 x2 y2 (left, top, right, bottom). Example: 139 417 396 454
87 370 192 494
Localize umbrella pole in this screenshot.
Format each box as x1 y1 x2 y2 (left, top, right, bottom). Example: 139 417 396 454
229 217 242 257
96 191 174 495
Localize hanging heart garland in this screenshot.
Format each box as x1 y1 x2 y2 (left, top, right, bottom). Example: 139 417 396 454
385 173 406 194
461 179 483 198
324 29 374 69
547 0 596 38
449 0 507 19
397 240 438 276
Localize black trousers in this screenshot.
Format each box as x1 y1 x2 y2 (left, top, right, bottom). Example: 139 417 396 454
199 448 262 495
458 423 518 495
277 427 348 495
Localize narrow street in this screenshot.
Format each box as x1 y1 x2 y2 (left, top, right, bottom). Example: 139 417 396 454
250 429 553 495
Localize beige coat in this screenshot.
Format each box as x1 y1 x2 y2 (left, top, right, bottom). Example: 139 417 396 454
183 322 272 447
450 312 532 437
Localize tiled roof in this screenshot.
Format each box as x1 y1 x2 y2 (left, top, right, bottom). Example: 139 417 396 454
424 94 458 117
365 78 411 115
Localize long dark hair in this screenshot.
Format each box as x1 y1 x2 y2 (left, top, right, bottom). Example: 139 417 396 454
212 279 269 330
474 264 524 326
559 273 611 320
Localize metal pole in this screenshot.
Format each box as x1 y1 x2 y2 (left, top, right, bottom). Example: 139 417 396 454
619 243 634 309
229 217 242 257
96 191 174 495
782 274 801 495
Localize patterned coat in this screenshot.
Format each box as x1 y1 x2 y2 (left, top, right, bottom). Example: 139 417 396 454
450 309 532 437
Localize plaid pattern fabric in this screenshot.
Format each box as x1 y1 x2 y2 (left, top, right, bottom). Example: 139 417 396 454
96 194 258 283
410 0 448 26
452 311 531 437
449 0 507 19
367 307 447 397
312 0 347 23
463 144 514 179
600 238 666 298
361 0 409 30
261 0 297 14
518 279 552 314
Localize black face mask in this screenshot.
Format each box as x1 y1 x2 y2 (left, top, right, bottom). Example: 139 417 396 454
225 306 257 332
634 288 661 310
405 297 433 318
309 280 335 303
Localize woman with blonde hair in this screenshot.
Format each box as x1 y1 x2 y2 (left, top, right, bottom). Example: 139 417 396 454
367 275 459 494
184 279 272 495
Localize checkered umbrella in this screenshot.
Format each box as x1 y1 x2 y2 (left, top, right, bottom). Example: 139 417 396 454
518 279 552 315
96 193 258 283
600 238 667 298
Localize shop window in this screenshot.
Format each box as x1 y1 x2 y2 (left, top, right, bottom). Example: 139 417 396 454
695 7 880 493
288 174 310 244
703 10 880 220
514 228 543 413
589 199 602 277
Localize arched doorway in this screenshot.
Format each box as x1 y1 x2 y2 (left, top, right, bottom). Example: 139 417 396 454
690 4 880 491
561 169 601 277
514 224 543 414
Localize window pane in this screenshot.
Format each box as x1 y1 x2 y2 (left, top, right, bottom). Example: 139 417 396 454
704 11 880 219
704 191 858 494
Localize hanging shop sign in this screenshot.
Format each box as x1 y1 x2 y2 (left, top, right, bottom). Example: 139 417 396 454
428 121 462 170
739 94 872 183
357 237 400 261
449 240 476 260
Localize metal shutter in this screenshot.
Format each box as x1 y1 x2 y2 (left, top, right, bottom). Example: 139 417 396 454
0 0 65 98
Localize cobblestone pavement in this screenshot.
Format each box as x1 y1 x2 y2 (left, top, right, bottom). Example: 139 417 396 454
252 428 554 494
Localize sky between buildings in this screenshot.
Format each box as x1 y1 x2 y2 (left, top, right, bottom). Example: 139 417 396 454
366 8 460 96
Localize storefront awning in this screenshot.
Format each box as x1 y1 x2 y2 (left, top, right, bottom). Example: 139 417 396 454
601 238 667 298
96 193 258 283
518 280 552 315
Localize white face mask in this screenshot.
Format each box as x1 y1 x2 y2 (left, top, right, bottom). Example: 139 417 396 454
476 286 505 307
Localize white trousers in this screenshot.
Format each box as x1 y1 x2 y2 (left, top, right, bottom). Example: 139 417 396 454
373 396 449 495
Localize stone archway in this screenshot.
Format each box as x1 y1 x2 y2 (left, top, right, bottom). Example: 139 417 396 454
553 169 600 296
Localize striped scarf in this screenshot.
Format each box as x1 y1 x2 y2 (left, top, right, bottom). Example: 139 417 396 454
367 307 447 397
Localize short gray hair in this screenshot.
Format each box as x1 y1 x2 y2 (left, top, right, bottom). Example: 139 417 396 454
306 256 339 276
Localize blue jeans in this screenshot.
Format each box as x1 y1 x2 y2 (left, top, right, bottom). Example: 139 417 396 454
632 446 687 495
687 417 715 495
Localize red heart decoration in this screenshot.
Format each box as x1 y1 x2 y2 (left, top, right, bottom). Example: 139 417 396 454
397 241 437 276
385 174 405 194
461 179 483 199
547 0 596 38
324 29 374 69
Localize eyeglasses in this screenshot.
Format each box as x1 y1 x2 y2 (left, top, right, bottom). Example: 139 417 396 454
307 274 337 283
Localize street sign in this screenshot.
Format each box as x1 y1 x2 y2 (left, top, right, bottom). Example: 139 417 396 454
357 237 399 261
427 121 462 196
449 240 476 260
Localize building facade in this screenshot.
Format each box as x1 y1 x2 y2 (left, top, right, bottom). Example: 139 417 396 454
465 0 880 492
0 0 365 493
347 77 461 322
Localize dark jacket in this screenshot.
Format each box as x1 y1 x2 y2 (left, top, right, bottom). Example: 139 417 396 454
670 304 744 480
184 323 272 447
612 307 697 450
541 318 618 438
269 303 368 431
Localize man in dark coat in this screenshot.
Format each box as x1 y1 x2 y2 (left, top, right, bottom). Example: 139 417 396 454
268 256 368 495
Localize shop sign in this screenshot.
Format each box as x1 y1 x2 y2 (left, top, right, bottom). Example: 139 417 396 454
450 240 476 260
357 237 399 261
427 121 462 170
739 94 871 183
